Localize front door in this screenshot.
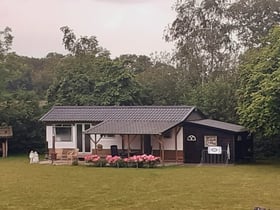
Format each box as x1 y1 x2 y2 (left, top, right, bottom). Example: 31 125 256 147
144 135 152 154
184 132 202 163
77 124 91 153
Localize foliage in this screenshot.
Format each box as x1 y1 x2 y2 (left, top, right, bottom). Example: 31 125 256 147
237 26 280 137
47 55 144 106
167 0 280 82
47 28 146 106
228 0 280 48
186 78 239 122
115 54 153 74
0 91 45 153
60 26 109 57
166 0 237 86
136 62 182 105
0 27 13 60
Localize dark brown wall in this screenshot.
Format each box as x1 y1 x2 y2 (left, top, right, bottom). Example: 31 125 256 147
183 123 235 163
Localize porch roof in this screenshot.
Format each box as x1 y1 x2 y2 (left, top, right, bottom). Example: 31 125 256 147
188 119 248 133
84 120 180 135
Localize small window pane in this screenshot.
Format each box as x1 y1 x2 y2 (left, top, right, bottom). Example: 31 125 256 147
56 126 72 142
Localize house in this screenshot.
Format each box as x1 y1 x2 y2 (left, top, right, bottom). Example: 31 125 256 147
39 106 253 163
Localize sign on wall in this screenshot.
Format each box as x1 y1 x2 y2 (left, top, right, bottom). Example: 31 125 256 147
204 136 217 147
208 146 222 154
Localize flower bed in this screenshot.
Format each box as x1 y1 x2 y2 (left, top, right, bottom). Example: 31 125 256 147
84 154 161 168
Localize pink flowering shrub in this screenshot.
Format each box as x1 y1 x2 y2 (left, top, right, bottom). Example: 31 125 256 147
84 154 160 168
84 154 106 167
123 154 161 168
106 155 123 167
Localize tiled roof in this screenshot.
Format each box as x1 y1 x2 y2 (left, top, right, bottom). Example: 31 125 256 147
85 120 179 135
40 106 195 122
188 119 248 133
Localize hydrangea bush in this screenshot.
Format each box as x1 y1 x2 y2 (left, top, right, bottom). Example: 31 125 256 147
85 154 161 168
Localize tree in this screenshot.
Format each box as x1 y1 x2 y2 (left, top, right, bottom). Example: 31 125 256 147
60 26 109 57
115 54 153 74
228 0 280 48
136 62 181 105
187 78 239 122
0 27 13 60
237 26 280 137
166 0 237 86
47 28 145 106
166 0 280 81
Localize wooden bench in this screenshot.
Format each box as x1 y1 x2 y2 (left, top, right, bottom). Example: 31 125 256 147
50 148 78 160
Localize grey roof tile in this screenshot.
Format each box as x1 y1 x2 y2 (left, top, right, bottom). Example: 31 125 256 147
85 120 180 135
189 119 248 133
40 106 195 122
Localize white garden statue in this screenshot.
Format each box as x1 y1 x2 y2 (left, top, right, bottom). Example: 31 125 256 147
29 150 34 164
29 150 39 164
33 151 39 163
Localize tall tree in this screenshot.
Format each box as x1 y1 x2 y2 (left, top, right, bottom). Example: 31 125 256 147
60 26 109 57
47 28 145 106
237 26 280 137
136 62 181 105
166 0 236 86
228 0 280 48
0 27 13 60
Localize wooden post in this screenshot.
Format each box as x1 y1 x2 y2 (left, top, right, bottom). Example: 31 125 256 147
2 141 6 158
175 127 181 164
94 134 97 154
5 139 8 158
51 126 56 163
232 136 235 163
141 135 144 154
157 135 165 166
127 135 131 157
175 130 178 163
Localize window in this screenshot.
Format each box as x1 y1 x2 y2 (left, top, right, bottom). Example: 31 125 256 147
186 135 197 142
55 124 72 142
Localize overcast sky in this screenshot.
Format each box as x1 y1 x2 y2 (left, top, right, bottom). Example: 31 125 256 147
0 0 176 58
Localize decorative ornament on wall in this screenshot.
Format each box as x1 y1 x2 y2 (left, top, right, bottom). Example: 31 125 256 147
186 135 197 142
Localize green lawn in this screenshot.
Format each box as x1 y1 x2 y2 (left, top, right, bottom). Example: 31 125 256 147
0 156 279 210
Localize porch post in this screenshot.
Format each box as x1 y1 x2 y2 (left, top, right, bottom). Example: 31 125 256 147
94 134 97 154
175 127 181 164
141 135 144 154
157 135 165 166
232 136 235 163
175 131 178 163
51 126 56 163
121 135 124 150
2 141 6 158
5 139 8 158
127 135 131 157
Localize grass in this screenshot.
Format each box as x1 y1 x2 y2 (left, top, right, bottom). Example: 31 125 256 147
1 156 280 210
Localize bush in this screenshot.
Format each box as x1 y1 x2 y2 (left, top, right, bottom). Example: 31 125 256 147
84 154 161 168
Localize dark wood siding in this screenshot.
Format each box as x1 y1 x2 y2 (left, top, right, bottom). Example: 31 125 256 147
183 123 250 163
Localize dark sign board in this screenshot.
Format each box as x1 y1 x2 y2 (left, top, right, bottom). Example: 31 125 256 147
0 126 13 138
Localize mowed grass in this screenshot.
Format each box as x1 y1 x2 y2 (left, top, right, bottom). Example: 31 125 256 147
1 157 280 210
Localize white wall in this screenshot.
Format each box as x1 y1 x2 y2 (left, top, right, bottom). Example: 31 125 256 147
95 135 122 149
46 124 77 149
46 124 184 151
177 128 183 150
151 127 183 150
